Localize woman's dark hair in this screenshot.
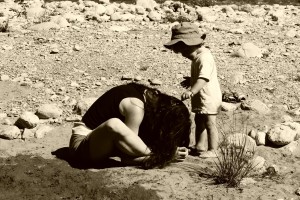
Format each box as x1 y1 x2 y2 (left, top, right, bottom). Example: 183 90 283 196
129 83 191 169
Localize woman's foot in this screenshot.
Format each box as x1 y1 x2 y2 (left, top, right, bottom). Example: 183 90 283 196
199 150 218 158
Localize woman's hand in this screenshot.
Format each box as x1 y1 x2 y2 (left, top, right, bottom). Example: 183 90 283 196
174 147 189 162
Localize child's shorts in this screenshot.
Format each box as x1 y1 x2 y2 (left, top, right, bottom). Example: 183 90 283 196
69 122 92 162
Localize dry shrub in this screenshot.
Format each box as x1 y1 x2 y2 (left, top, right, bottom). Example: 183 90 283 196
213 136 256 187
213 112 257 187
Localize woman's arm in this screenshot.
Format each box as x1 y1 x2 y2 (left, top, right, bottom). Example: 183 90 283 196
121 146 189 166
121 155 150 166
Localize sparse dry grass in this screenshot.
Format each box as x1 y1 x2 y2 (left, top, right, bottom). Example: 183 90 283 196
213 112 257 187
213 137 256 187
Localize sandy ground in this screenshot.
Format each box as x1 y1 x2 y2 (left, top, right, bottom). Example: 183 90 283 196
1 2 300 199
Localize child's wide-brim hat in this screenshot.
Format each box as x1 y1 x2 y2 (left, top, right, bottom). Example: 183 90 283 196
164 22 204 48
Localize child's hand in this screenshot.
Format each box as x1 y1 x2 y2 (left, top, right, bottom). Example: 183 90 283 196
180 76 190 89
174 147 189 162
181 91 193 101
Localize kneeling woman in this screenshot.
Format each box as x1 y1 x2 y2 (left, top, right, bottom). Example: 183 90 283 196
69 83 191 169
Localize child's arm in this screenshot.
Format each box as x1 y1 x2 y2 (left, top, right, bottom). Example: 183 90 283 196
181 78 208 100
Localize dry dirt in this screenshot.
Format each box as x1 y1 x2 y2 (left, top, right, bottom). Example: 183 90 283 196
0 8 300 200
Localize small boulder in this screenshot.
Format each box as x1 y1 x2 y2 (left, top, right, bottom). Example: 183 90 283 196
74 98 97 115
136 0 157 11
233 42 263 58
110 12 122 21
28 22 60 31
105 4 116 16
286 29 297 38
251 156 265 170
148 11 161 21
255 131 266 146
149 78 162 85
120 13 135 21
26 6 45 21
241 99 270 114
35 125 53 139
0 125 21 140
22 128 35 139
221 102 240 112
50 16 70 28
136 6 146 15
36 104 63 119
248 129 257 140
15 111 40 129
281 139 300 157
267 123 297 146
0 74 10 81
226 133 257 151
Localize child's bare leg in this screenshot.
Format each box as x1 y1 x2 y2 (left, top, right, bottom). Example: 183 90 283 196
205 115 218 151
87 118 151 161
194 113 207 151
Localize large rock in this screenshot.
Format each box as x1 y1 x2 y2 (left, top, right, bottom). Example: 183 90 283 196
136 5 146 15
239 4 253 13
267 123 298 146
120 13 135 21
251 156 265 171
110 12 122 21
73 98 97 116
251 7 267 17
105 4 116 16
50 16 70 28
93 4 106 16
226 133 257 151
286 29 297 38
35 125 53 139
221 102 240 112
0 125 21 140
136 0 157 11
241 99 270 114
255 131 266 146
147 11 161 21
26 6 45 21
36 104 63 119
221 6 236 17
15 111 40 129
22 128 35 139
196 7 218 22
233 42 263 58
281 139 300 157
28 22 61 31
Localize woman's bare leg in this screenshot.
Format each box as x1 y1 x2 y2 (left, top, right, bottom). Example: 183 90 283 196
87 118 151 161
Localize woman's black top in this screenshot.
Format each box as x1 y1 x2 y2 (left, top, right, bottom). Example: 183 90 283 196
82 84 145 130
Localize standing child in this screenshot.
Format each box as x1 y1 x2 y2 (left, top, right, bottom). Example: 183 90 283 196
164 22 222 158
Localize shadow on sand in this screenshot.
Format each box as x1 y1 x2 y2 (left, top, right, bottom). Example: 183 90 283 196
51 147 126 169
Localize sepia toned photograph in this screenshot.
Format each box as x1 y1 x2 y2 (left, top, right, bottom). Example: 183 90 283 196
0 0 299 199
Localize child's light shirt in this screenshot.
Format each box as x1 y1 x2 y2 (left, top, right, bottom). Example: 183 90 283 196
190 47 222 114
